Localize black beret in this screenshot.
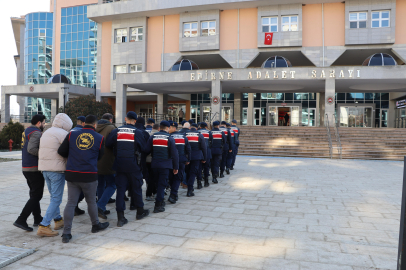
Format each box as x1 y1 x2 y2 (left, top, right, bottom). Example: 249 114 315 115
160 120 170 127
126 111 138 120
77 116 86 122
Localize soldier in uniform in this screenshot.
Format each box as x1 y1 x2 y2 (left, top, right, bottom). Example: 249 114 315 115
168 122 191 203
230 120 241 170
210 121 226 184
58 115 109 243
197 122 212 188
225 123 235 175
71 116 85 131
145 121 179 213
185 123 206 197
146 118 155 134
106 112 150 227
219 121 231 178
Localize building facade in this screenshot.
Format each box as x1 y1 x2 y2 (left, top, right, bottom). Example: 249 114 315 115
4 0 406 128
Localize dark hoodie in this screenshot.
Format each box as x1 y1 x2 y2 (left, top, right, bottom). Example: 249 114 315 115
96 119 116 175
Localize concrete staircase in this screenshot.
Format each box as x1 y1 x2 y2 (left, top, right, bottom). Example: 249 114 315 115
238 126 406 161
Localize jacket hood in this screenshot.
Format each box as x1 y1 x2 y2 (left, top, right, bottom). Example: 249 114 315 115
52 113 73 132
96 120 115 132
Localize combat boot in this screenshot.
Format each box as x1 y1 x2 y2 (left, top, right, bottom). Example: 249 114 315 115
230 166 234 170
220 171 225 178
168 194 177 204
226 168 230 175
187 190 195 197
197 180 203 189
74 206 85 216
153 201 165 213
91 222 110 233
37 225 59 237
136 208 150 220
117 211 128 227
204 177 210 187
212 175 218 184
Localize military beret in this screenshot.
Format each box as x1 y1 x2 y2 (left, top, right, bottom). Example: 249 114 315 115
168 120 174 126
77 116 86 122
200 122 207 127
147 118 155 124
191 123 198 128
226 123 231 127
232 119 237 123
213 121 220 126
181 120 187 125
188 119 195 124
171 122 178 128
221 121 227 125
160 120 170 127
126 111 138 120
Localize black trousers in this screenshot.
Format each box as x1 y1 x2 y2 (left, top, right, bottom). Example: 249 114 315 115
115 172 144 212
211 154 222 177
17 171 45 223
145 163 157 197
155 168 169 202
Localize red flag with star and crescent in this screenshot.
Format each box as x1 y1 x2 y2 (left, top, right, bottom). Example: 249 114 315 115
264 32 273 45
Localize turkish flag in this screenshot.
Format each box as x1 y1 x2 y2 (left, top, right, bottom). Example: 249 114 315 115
264 32 273 45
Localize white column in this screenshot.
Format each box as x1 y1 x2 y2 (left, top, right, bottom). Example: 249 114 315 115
1 90 10 123
51 99 58 119
325 78 335 127
211 80 222 122
116 84 127 124
247 93 254 126
234 92 242 124
157 94 168 115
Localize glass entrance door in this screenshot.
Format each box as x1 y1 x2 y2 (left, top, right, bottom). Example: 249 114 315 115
290 107 300 127
340 106 373 127
254 108 261 126
202 106 211 122
222 106 232 123
308 108 316 127
268 106 278 126
381 109 388 127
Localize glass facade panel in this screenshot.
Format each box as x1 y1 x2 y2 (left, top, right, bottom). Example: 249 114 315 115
60 5 97 88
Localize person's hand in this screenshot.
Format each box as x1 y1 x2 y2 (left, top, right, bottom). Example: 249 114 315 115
186 162 190 165
173 170 178 174
229 150 232 152
201 160 206 163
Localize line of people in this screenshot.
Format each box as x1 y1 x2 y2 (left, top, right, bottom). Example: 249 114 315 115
13 112 240 243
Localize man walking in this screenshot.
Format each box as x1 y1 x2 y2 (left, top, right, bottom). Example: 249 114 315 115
58 115 109 243
219 121 231 178
185 123 206 197
145 118 155 134
197 122 212 188
36 113 72 237
145 121 179 213
106 112 149 227
210 121 226 184
145 124 159 201
96 113 116 219
168 122 190 204
230 119 241 170
13 114 46 232
71 115 86 216
178 109 184 123
226 123 235 175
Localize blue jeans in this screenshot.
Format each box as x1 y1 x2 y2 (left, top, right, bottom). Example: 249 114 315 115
40 172 65 226
96 174 116 211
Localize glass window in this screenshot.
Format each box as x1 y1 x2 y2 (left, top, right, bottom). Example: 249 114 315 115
371 11 390 28
349 12 367 28
115 28 127 43
183 22 198 38
262 17 278 32
201 21 216 36
282 16 298 32
114 65 126 79
130 27 143 41
130 64 142 72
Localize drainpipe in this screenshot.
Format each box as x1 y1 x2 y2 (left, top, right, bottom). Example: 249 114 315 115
237 9 240 68
162 16 165 71
322 3 325 67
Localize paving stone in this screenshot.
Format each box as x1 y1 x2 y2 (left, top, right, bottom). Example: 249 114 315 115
211 253 265 269
156 246 216 263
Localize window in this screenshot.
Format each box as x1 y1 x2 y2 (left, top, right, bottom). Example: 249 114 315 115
115 28 127 43
372 11 390 28
349 12 367 28
282 16 298 31
262 17 278 32
130 27 143 41
114 65 126 79
183 22 198 38
39 29 46 37
130 64 142 73
201 21 216 36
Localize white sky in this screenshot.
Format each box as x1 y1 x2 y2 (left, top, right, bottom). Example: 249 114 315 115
0 0 50 115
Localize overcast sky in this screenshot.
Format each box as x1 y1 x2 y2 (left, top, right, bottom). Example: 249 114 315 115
0 0 50 114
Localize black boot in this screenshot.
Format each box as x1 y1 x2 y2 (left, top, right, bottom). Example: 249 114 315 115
175 195 179 201
92 222 110 233
74 206 85 216
187 190 195 197
107 198 116 204
197 180 203 189
168 194 177 204
212 176 218 184
33 216 43 227
117 211 128 227
97 207 107 219
123 195 129 201
230 166 234 170
204 177 210 187
61 234 72 243
226 168 230 175
13 220 33 232
136 208 150 220
153 201 165 213
220 172 225 178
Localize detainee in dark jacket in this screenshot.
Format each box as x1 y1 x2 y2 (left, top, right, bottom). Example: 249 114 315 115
145 121 179 213
106 111 149 227
58 115 109 243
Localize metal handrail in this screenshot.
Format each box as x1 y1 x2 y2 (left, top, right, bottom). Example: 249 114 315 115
325 114 333 159
333 114 342 159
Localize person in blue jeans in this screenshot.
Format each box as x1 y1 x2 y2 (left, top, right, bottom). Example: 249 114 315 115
37 113 73 237
95 113 117 219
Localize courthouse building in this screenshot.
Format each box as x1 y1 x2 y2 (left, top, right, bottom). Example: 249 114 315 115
4 0 406 128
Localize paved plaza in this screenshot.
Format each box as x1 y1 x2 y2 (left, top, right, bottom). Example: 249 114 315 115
0 155 402 270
